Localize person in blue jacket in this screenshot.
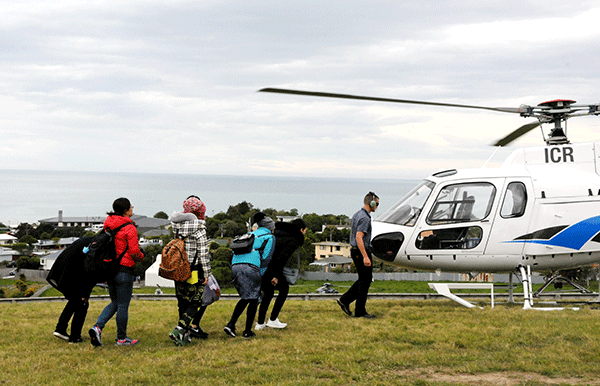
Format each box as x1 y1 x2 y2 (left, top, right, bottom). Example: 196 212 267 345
224 212 275 339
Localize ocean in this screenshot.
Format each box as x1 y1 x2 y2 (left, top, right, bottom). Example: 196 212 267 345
0 170 420 226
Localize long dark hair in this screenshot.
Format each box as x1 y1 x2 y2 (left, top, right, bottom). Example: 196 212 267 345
108 197 131 216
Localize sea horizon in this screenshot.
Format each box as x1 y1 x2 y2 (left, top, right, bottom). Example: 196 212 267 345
0 169 420 226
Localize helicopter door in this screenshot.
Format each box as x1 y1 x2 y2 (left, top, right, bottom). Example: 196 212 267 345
483 179 533 257
408 181 499 256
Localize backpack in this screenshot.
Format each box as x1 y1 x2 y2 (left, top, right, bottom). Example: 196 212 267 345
231 231 272 273
159 237 192 282
83 223 133 282
230 233 255 255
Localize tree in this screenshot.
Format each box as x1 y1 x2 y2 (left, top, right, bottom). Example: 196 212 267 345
19 235 37 245
10 242 30 255
211 246 233 288
16 256 40 269
15 223 37 239
37 223 55 236
154 211 169 220
302 213 326 233
51 226 86 238
223 220 247 237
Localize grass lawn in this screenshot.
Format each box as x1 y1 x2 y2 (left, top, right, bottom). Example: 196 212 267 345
2 296 600 385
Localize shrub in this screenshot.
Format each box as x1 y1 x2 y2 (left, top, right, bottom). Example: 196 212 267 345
15 280 28 293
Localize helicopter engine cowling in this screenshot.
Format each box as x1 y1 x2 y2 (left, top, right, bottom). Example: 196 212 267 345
371 232 404 263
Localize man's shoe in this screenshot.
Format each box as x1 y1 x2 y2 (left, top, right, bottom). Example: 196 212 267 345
68 336 83 344
242 330 256 339
337 299 352 316
266 318 287 329
53 330 70 341
224 324 236 338
88 326 102 347
356 313 376 319
189 327 208 339
254 322 267 331
116 337 139 346
169 326 186 346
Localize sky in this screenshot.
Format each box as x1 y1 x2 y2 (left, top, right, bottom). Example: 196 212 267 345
2 1 600 180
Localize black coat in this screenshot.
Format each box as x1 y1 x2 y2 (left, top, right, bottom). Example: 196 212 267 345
46 236 96 299
263 222 305 281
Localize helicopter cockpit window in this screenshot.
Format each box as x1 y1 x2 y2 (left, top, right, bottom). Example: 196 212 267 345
416 226 483 250
426 182 496 224
500 182 527 218
378 180 434 227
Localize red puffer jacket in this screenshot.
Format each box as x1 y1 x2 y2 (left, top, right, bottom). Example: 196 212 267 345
103 215 144 268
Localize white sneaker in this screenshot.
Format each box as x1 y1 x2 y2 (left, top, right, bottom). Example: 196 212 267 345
266 318 287 329
254 323 267 331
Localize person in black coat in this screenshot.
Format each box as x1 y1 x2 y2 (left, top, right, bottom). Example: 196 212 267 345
47 236 96 343
255 219 306 330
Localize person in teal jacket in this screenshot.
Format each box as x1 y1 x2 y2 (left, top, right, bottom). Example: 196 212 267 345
224 212 275 339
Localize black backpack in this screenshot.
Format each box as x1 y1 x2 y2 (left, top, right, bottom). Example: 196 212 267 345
230 232 271 271
83 223 133 282
230 233 255 255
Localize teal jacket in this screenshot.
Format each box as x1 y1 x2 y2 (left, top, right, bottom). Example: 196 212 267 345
231 227 275 272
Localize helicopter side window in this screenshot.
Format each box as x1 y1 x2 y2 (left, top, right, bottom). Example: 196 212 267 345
500 182 527 218
416 226 483 250
427 182 496 224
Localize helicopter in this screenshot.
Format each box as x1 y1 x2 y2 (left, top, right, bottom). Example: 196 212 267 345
260 87 600 309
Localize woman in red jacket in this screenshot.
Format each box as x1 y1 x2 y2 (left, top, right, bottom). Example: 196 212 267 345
89 197 144 347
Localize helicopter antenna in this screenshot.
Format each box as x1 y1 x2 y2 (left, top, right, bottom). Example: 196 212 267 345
481 145 503 168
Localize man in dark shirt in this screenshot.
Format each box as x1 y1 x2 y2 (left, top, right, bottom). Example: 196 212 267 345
337 192 379 319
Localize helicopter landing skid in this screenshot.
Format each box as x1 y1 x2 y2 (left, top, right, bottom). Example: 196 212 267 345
518 265 579 311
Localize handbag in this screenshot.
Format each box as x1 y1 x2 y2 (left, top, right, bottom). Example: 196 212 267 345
201 274 221 306
282 250 301 285
282 266 299 285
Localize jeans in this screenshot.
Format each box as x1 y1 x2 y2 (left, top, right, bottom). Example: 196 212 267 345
95 270 134 340
340 248 373 316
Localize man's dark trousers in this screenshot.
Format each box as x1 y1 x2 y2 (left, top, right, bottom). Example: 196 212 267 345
340 248 373 316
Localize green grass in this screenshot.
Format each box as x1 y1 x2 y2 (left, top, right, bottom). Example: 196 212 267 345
2 298 600 385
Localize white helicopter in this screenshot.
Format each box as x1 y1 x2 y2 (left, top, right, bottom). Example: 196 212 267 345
260 87 600 309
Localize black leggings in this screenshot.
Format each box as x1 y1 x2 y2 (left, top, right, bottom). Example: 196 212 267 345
228 298 258 333
257 274 289 324
56 297 89 339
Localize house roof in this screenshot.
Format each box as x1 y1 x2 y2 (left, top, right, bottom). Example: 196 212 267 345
141 228 170 237
0 247 19 256
312 241 351 247
0 234 17 241
310 255 353 265
131 215 170 229
41 250 62 261
39 216 105 224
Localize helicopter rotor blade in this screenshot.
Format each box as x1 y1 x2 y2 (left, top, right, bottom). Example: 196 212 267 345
259 88 522 114
492 121 542 147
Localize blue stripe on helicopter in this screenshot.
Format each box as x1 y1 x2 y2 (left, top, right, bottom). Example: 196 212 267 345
509 215 600 250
